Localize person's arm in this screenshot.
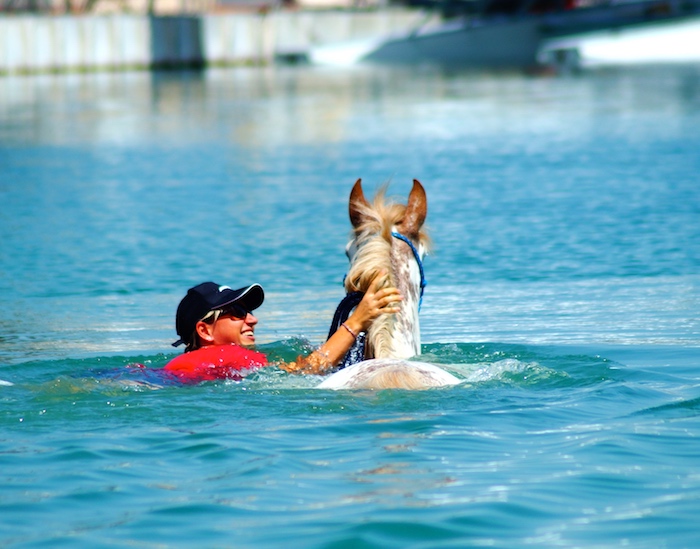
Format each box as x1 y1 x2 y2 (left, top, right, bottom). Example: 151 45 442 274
282 272 402 375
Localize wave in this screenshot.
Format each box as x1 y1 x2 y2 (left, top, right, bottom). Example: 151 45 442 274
0 340 623 394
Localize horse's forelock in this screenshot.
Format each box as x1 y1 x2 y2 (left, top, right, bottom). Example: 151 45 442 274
345 190 430 293
346 195 403 292
344 237 392 293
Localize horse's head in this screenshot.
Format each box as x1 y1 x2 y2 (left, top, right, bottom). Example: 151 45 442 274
344 179 429 359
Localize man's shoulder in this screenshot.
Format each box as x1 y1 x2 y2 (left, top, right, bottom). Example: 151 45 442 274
164 344 268 373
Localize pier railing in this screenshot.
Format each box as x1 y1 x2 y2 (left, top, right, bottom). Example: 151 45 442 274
0 0 383 14
0 9 428 73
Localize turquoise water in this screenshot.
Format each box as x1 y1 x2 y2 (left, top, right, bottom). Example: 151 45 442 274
1 64 700 547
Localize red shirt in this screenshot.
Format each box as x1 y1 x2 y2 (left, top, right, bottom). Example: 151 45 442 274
164 344 268 383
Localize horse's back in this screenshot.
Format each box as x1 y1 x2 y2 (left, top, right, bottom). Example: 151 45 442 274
317 359 461 390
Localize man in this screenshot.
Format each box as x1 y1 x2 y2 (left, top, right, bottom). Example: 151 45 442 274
164 274 401 383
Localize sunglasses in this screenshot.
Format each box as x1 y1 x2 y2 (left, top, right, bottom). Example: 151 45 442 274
218 303 250 319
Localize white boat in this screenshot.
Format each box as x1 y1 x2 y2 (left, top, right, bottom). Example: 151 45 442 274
310 0 700 69
539 14 700 67
310 16 542 67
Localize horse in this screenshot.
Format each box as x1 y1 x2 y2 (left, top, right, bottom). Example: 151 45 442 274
318 179 461 390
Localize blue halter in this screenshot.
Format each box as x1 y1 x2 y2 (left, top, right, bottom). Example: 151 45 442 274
391 231 427 312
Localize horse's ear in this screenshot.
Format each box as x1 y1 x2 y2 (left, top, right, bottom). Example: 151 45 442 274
349 178 370 228
398 179 427 237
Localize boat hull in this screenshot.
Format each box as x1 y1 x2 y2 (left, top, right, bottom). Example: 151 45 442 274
363 18 542 68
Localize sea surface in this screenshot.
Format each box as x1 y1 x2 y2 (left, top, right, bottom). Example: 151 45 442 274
1 63 699 548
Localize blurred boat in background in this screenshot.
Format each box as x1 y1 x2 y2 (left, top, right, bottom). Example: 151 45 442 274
539 12 700 67
310 0 700 68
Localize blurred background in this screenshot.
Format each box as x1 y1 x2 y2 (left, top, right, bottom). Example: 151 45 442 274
1 0 698 72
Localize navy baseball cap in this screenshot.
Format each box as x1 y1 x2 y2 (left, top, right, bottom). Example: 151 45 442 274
173 281 264 347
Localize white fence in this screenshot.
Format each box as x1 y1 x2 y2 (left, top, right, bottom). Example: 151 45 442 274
0 10 426 73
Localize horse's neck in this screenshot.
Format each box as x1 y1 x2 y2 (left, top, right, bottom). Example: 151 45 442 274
367 244 421 359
